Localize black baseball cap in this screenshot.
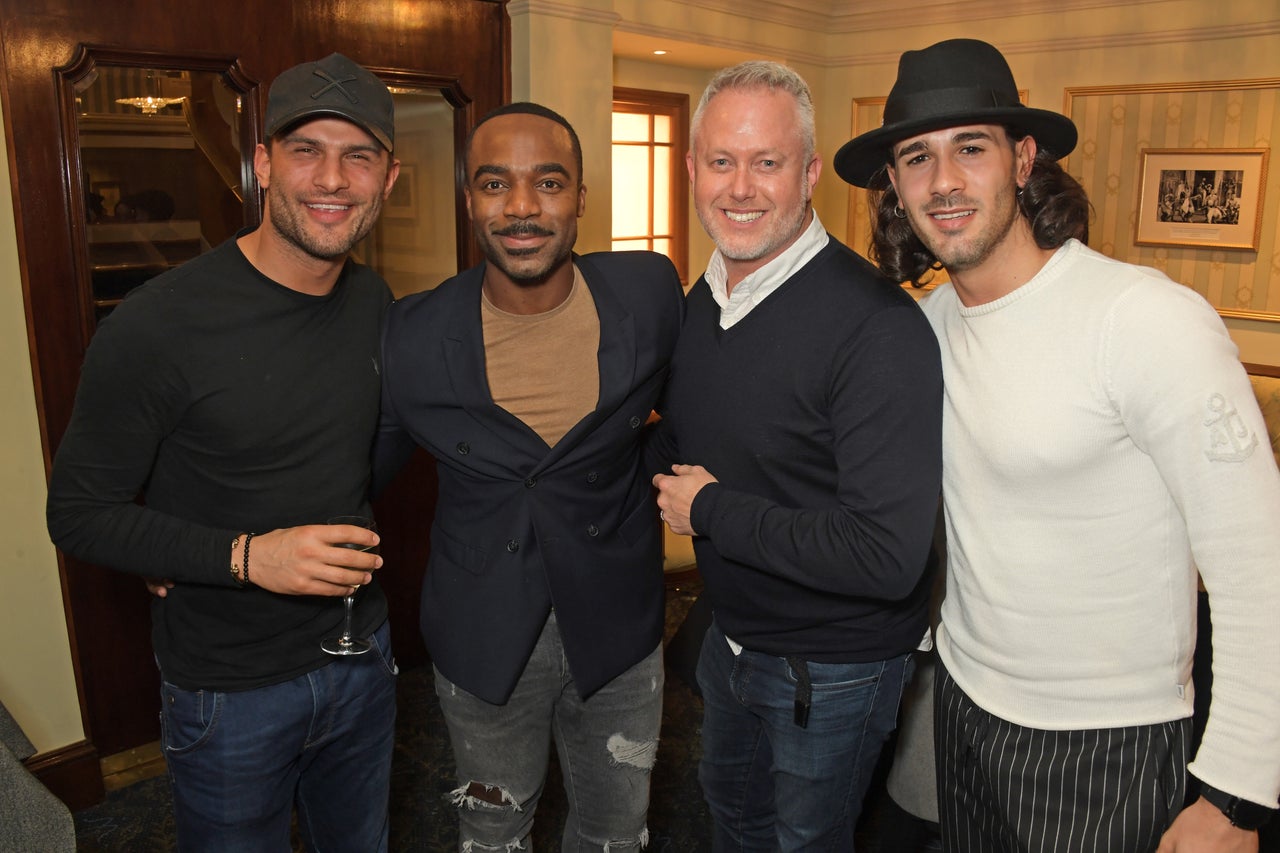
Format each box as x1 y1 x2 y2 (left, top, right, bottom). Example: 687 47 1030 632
263 53 394 151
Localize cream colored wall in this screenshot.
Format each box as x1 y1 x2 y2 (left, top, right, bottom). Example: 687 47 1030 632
0 108 86 752
613 0 1280 364
816 0 1280 235
509 0 618 254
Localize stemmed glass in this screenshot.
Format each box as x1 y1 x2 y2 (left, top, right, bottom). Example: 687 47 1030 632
321 515 377 656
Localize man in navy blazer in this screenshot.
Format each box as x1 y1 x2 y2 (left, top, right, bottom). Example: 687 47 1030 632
376 103 683 851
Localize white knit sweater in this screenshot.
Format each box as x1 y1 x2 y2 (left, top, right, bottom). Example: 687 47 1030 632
923 238 1280 804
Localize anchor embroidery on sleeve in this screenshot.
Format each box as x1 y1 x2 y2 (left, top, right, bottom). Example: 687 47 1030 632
1203 393 1258 462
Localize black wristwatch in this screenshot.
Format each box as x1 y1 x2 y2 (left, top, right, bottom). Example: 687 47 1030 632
1198 783 1276 831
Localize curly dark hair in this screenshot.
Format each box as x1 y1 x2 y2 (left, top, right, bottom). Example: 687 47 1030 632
867 130 1091 287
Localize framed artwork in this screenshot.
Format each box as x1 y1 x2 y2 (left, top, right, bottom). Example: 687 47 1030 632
1134 147 1269 250
91 180 126 218
383 163 417 219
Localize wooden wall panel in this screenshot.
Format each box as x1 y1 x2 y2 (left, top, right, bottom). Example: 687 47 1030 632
0 0 507 802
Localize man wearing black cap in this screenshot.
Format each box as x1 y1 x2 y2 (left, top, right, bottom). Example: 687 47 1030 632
837 38 1280 852
48 53 401 850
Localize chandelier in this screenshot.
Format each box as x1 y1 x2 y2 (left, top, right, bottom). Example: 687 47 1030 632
114 95 185 115
115 70 184 115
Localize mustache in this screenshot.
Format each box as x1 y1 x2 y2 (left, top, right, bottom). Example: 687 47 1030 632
922 196 979 213
492 222 555 238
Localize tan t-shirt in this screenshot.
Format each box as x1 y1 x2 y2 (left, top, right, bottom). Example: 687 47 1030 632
481 265 601 447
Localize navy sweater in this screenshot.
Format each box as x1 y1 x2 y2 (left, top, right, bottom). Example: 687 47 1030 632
651 238 942 661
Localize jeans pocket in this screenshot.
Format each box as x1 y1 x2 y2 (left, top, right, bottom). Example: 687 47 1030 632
369 621 399 679
789 658 885 693
160 681 222 755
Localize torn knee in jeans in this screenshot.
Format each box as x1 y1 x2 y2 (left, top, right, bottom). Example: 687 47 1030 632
460 839 526 853
600 827 650 851
606 733 659 770
449 781 523 811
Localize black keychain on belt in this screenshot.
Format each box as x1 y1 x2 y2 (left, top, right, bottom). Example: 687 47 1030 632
786 655 812 728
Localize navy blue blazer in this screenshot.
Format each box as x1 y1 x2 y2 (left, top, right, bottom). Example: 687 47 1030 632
376 251 684 703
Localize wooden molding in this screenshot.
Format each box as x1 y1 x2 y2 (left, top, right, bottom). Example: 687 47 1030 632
1243 361 1280 378
26 739 105 812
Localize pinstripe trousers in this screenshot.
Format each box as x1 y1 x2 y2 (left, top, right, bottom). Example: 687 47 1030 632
935 662 1191 853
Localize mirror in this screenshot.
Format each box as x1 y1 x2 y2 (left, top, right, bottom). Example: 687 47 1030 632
353 87 458 298
73 65 459 321
74 65 246 322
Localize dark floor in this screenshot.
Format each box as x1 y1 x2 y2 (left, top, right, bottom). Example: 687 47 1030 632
74 585 1273 852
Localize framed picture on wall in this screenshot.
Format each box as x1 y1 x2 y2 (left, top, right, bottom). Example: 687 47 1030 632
383 163 418 220
1135 147 1269 250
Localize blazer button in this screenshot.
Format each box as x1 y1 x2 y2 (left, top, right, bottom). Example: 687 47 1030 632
629 416 642 428
524 477 537 488
506 539 520 552
586 524 599 537
586 472 598 483
456 442 470 455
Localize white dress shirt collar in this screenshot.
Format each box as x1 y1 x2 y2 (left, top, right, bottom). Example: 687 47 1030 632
704 210 829 329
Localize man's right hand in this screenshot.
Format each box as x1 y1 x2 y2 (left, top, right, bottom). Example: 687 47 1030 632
144 577 174 598
246 524 382 596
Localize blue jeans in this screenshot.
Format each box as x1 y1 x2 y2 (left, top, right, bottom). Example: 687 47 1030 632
160 620 397 853
696 620 912 852
433 612 663 852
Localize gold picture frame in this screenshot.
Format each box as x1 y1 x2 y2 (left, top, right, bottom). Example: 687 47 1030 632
1134 148 1269 251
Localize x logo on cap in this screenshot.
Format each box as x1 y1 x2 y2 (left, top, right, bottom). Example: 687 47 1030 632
310 69 359 103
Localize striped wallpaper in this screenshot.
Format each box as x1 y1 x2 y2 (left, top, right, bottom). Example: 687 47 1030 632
844 81 1280 321
1065 80 1279 321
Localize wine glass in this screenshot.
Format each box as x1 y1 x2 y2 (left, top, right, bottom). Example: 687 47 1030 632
321 515 377 656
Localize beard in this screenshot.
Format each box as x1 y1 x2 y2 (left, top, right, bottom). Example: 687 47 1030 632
474 219 576 285
696 177 812 264
914 176 1021 274
270 191 386 262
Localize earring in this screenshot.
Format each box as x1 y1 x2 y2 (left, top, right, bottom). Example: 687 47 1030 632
893 205 907 219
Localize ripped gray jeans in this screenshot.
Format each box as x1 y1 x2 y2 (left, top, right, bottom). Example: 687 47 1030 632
433 611 664 852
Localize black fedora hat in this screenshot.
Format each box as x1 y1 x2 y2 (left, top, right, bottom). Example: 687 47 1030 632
834 39 1077 188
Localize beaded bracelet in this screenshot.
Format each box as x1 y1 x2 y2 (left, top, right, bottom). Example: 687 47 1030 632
242 533 254 586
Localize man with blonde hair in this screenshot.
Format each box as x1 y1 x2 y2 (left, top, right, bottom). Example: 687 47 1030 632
651 61 943 850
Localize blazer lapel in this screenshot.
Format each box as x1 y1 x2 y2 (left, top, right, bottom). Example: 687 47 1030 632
441 264 547 459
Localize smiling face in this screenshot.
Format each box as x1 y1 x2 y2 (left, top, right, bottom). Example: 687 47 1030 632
256 117 398 263
687 86 820 287
887 123 1034 280
464 112 586 290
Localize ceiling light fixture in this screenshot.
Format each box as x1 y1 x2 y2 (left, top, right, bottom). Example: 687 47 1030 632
114 95 185 115
115 70 184 115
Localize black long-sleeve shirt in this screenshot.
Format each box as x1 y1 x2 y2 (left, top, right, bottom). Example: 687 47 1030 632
47 235 390 690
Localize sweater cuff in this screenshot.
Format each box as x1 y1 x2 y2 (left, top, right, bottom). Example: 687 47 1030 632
689 482 724 537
